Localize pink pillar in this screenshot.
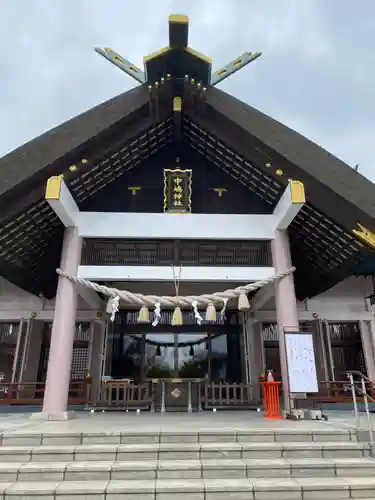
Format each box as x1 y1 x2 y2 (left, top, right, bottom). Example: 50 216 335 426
41 227 82 420
271 229 299 411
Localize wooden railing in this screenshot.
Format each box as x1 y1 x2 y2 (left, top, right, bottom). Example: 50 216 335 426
4 378 373 411
0 380 90 406
346 371 375 401
292 379 375 410
313 380 375 402
95 381 153 410
90 381 254 411
201 382 253 408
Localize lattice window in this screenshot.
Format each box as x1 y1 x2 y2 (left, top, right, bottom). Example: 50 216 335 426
71 346 89 381
328 322 366 377
0 322 19 383
0 323 19 344
262 322 311 380
82 239 272 267
72 323 90 380
37 322 90 382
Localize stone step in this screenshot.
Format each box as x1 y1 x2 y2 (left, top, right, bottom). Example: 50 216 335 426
0 441 371 462
1 477 375 499
0 458 375 482
0 428 355 446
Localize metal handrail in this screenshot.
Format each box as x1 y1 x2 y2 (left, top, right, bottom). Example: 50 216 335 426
346 371 374 448
352 383 375 404
346 370 375 389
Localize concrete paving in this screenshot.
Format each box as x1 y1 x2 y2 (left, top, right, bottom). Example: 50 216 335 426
0 413 34 433
0 409 374 436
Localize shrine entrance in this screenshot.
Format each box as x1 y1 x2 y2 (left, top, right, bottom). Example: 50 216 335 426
93 310 252 412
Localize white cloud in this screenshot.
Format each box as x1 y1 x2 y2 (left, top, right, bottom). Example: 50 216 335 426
0 0 374 181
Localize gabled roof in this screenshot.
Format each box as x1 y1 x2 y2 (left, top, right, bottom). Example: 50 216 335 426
2 85 374 230
1 14 375 300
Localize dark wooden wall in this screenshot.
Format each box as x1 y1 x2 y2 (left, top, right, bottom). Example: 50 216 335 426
80 146 272 214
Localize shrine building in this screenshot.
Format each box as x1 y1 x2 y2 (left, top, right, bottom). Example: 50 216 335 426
1 15 375 418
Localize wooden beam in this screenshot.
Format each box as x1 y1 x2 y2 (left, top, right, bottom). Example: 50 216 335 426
169 14 189 48
95 48 145 84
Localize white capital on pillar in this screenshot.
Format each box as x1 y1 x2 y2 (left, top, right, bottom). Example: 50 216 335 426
45 176 100 309
45 176 79 227
273 180 305 230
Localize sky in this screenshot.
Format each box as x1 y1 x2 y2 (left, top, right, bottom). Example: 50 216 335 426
1 0 374 181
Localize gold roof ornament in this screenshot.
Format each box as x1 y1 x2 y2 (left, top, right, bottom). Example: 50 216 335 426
352 223 375 250
213 188 227 197
128 186 141 196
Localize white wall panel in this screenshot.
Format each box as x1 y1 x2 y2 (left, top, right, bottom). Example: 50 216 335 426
78 265 276 282
75 212 276 240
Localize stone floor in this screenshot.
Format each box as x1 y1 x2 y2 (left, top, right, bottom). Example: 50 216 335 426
0 409 374 435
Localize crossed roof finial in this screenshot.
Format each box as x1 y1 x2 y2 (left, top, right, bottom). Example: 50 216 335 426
95 15 261 87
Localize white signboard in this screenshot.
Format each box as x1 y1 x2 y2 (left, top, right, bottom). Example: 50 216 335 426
285 333 319 393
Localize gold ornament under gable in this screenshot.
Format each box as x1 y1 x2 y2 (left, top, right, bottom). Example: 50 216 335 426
352 223 375 250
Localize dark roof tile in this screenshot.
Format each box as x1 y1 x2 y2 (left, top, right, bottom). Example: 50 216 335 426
208 87 375 219
0 85 149 198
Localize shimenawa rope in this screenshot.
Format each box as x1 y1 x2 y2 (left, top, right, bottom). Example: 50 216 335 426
56 266 295 309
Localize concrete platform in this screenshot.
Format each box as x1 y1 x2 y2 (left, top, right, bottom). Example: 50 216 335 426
0 410 371 436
